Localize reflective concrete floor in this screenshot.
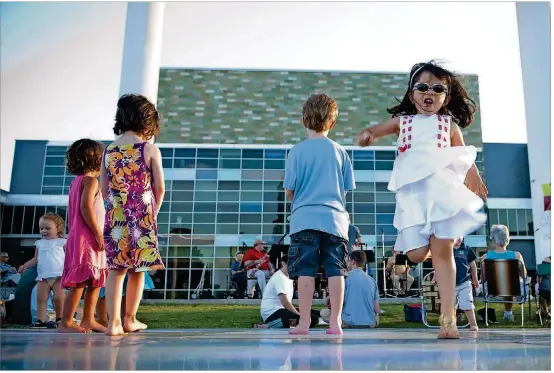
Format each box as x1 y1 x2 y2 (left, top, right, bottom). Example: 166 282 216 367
0 328 550 370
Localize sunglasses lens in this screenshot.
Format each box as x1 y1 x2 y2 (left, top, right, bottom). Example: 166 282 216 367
414 83 428 93
433 85 446 94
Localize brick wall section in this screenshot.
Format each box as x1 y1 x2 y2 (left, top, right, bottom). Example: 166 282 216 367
157 69 483 147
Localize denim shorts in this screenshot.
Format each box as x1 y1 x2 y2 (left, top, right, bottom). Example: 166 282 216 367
287 229 348 278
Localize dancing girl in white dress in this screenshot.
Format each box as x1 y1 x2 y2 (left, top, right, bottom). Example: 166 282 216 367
356 61 488 338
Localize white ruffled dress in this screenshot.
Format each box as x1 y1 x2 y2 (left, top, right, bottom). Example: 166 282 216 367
388 114 486 253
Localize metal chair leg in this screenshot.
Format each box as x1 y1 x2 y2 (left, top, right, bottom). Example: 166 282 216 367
485 302 489 327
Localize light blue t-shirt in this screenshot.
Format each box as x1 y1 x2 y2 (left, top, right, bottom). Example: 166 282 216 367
342 268 380 327
284 137 355 240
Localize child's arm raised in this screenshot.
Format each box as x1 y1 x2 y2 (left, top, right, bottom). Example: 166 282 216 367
356 117 400 147
81 176 104 251
146 143 165 216
451 123 488 200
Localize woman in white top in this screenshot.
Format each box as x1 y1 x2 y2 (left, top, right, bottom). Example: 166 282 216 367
19 213 67 328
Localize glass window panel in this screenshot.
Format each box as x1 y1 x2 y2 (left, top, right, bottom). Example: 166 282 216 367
525 209 534 234
476 152 483 162
11 206 24 234
1 206 13 234
174 148 196 158
242 181 263 190
160 203 170 213
45 156 65 166
242 170 263 180
354 203 375 214
240 214 262 224
239 224 261 234
168 246 191 258
170 213 193 224
220 149 241 158
45 206 57 213
376 214 394 225
263 224 284 235
358 224 376 235
191 248 215 259
262 203 280 213
346 203 353 214
158 223 169 235
165 268 191 290
214 258 233 269
168 230 192 245
165 180 173 190
377 225 397 235
218 191 240 202
197 148 218 158
157 213 170 224
217 224 238 234
240 203 262 213
46 146 68 156
356 182 375 192
263 213 284 224
43 177 64 187
264 170 285 180
171 202 193 213
217 214 239 223
353 161 374 170
516 209 528 236
171 191 194 201
353 150 375 160
162 159 173 168
263 181 282 191
263 191 284 203
220 159 241 168
242 159 263 169
498 209 508 226
194 203 216 213
165 290 190 300
242 149 263 159
193 224 216 234
241 191 262 202
217 203 239 213
488 209 499 226
375 183 389 192
215 246 238 257
218 181 240 190
346 193 352 202
194 191 217 202
507 210 518 235
33 206 46 234
64 176 75 186
63 187 69 195
346 150 353 159
264 149 286 159
42 187 63 195
352 214 375 224
174 159 195 168
196 170 218 180
353 193 374 203
43 167 65 176
22 206 35 234
56 207 67 225
375 151 396 160
173 181 194 190
375 161 394 171
264 160 285 169
375 193 396 203
160 148 174 158
196 158 218 168
193 213 216 223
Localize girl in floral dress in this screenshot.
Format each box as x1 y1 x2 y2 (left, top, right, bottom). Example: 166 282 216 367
100 94 166 336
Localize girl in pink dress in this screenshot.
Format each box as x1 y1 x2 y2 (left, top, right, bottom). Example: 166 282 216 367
59 139 108 333
100 94 165 336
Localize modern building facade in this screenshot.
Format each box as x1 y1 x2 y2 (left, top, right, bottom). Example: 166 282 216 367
0 69 535 299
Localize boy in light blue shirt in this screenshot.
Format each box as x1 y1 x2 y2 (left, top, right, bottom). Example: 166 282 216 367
284 93 355 335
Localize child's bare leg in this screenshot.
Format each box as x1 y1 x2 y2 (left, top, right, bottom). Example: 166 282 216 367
290 276 314 335
96 297 108 327
80 287 107 333
464 310 479 331
105 269 127 336
58 287 90 333
52 279 65 320
429 235 459 339
35 281 50 323
123 271 147 332
326 276 344 335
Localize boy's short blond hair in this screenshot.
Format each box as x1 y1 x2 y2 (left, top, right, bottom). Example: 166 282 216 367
302 93 338 133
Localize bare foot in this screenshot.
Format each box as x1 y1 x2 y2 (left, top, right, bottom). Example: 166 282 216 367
97 319 108 328
289 326 310 335
58 322 92 334
469 325 479 332
438 315 460 339
123 315 148 333
105 320 125 337
81 320 108 333
326 327 343 335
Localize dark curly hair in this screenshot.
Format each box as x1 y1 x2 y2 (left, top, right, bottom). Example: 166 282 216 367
387 61 477 128
65 139 104 176
113 94 160 140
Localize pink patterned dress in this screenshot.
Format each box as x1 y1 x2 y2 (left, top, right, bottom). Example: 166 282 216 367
62 175 108 288
103 143 165 272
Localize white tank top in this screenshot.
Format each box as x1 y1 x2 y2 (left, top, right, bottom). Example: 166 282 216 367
35 238 66 280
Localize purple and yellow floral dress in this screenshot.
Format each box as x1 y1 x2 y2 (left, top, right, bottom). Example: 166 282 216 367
103 143 165 272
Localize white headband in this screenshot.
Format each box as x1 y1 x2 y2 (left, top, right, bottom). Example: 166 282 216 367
409 63 427 89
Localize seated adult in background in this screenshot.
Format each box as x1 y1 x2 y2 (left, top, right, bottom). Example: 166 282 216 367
481 224 527 322
244 239 275 297
386 248 414 295
321 251 381 328
0 252 18 285
347 215 362 253
257 255 319 329
537 256 551 318
230 252 247 299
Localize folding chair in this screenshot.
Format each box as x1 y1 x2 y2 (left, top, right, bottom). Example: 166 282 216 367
483 259 526 327
536 262 551 326
421 271 469 328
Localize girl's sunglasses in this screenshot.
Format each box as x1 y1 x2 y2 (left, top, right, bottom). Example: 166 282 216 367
412 82 448 95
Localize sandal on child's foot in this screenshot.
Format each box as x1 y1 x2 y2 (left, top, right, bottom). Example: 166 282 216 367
30 320 47 328
438 315 460 339
46 320 59 329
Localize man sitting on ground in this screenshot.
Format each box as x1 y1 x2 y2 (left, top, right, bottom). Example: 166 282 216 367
255 255 319 329
321 250 381 328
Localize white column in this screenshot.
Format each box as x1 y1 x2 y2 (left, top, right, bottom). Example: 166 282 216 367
515 2 551 264
141 2 165 104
